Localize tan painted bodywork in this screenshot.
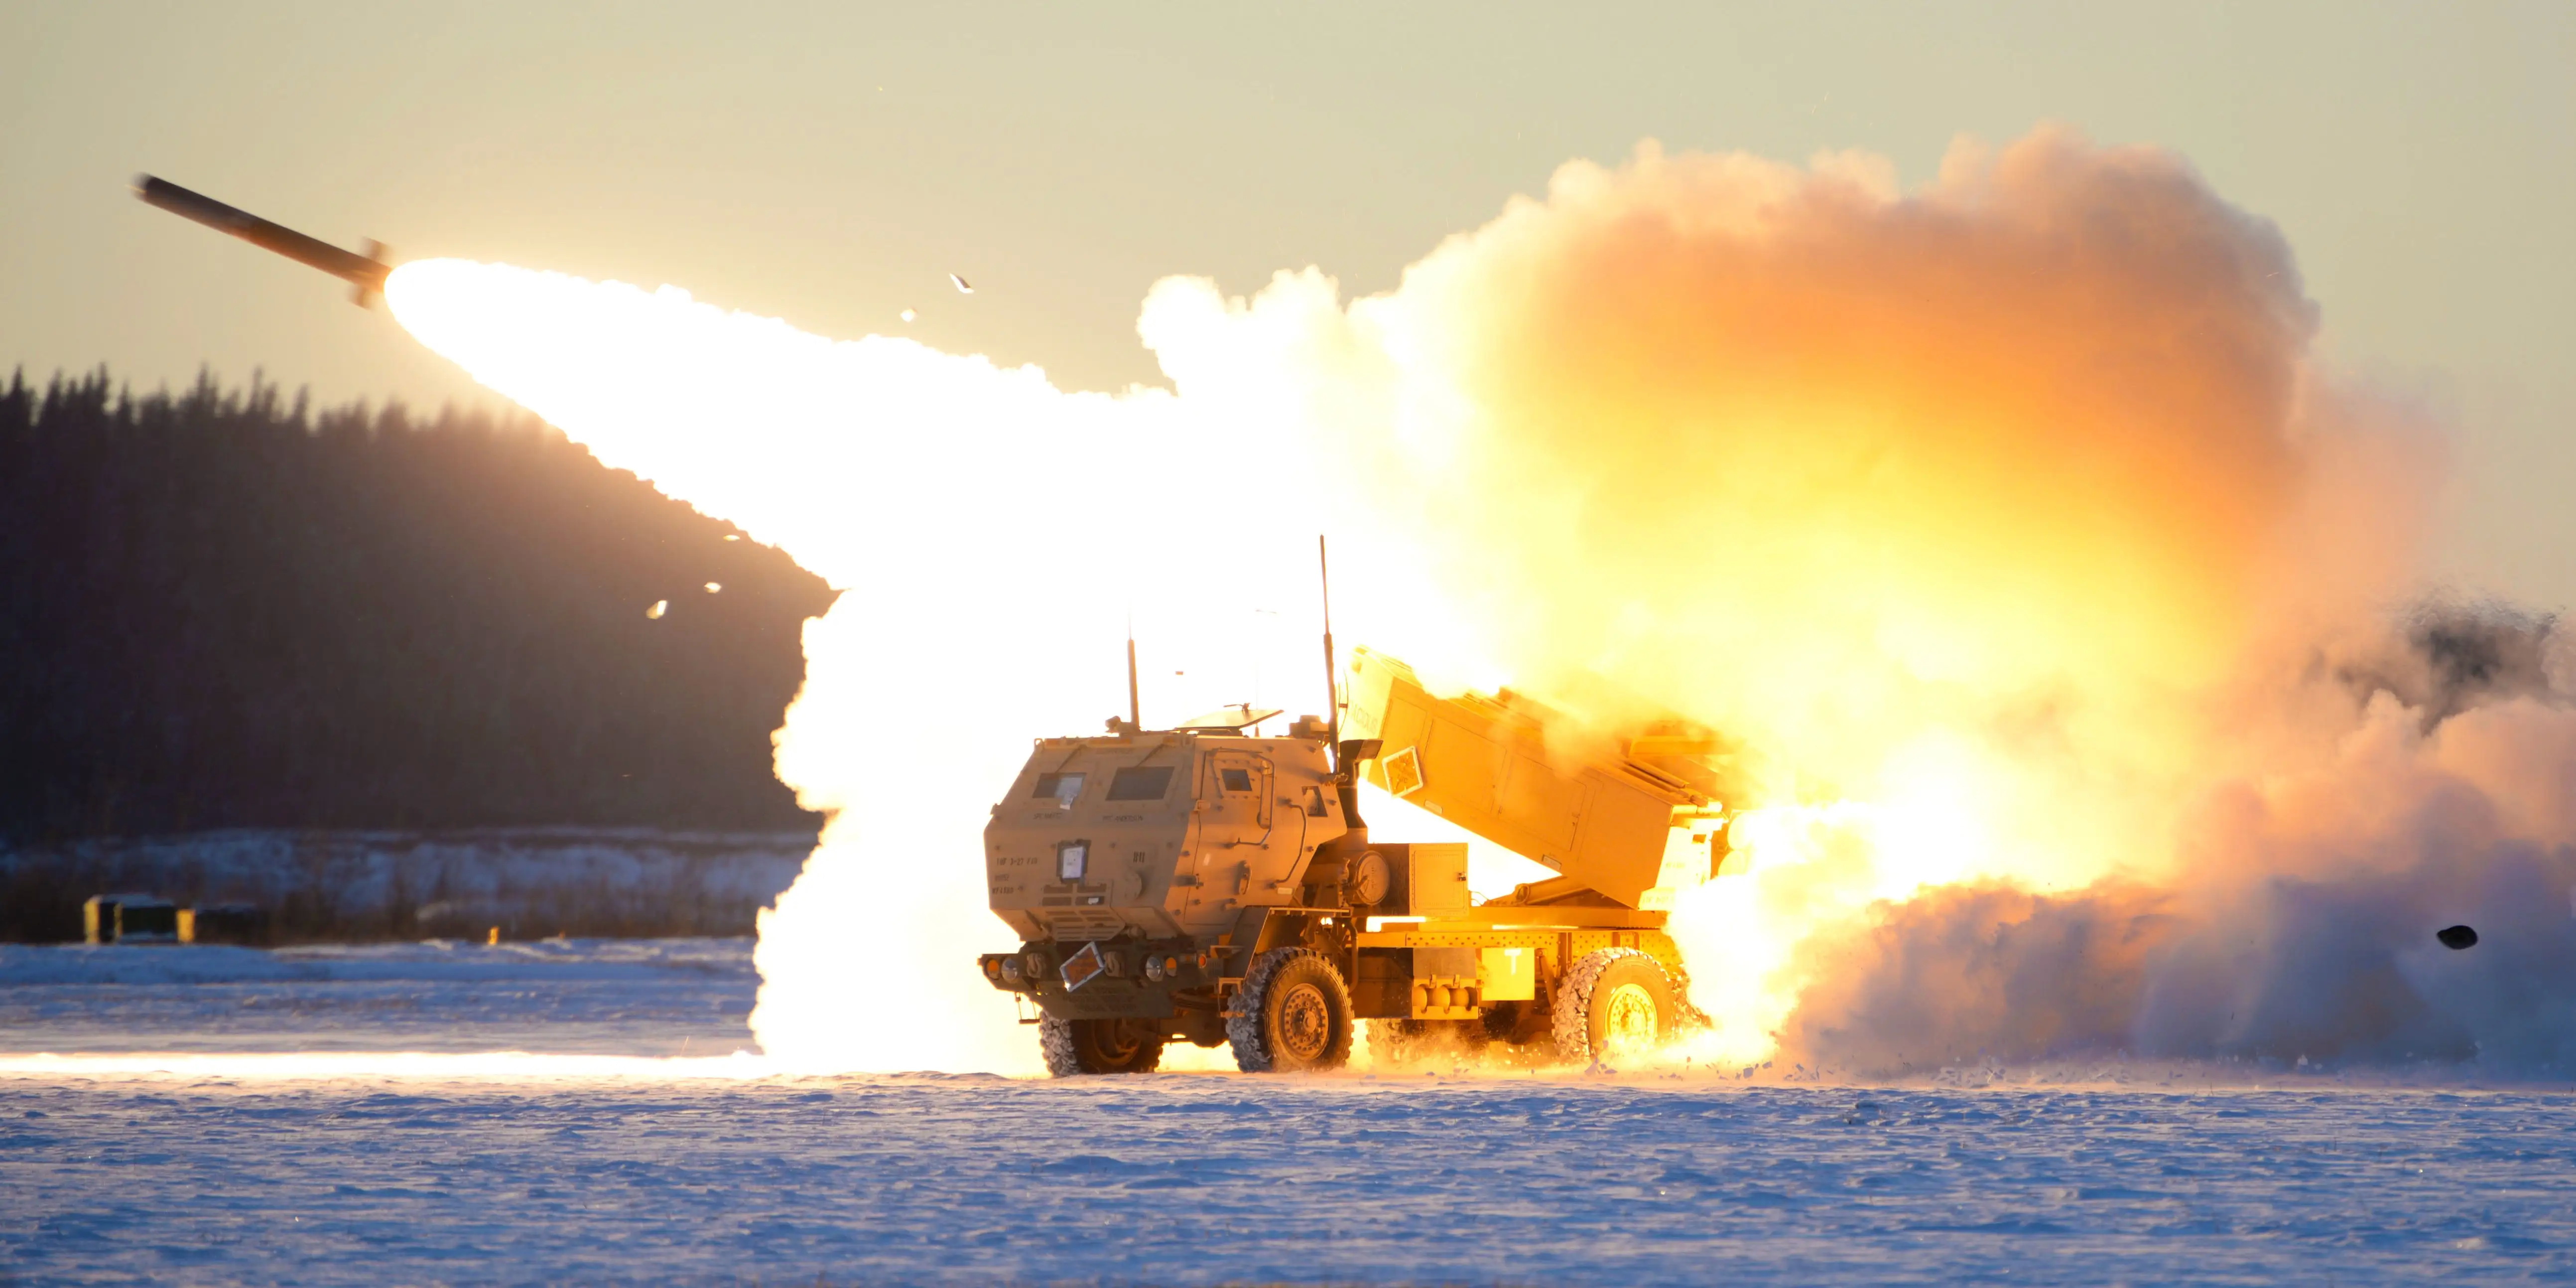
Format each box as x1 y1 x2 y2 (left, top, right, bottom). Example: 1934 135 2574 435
1360 920 1687 1017
985 731 1347 944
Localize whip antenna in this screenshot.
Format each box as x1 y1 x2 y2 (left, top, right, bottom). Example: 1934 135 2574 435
1319 535 1339 750
1126 612 1143 733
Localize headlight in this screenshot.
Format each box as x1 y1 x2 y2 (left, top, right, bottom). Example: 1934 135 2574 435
1144 955 1166 982
1024 951 1050 980
1001 957 1024 984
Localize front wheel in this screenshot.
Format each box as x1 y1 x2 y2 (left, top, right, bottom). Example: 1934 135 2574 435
1228 948 1355 1073
1039 1014 1166 1076
1552 948 1679 1067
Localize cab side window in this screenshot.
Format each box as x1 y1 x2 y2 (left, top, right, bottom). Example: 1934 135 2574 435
1219 768 1254 793
1106 766 1174 801
1302 786 1329 817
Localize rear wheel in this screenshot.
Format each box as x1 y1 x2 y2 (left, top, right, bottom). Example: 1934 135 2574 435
1039 1014 1166 1076
1552 949 1679 1067
1229 948 1355 1072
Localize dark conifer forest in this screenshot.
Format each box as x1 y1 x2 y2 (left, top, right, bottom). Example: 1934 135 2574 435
0 368 835 843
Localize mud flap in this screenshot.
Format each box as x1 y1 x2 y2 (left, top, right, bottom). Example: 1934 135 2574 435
1232 906 1276 955
1215 907 1274 1017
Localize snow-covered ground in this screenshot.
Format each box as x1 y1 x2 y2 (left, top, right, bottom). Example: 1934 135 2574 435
0 938 755 1056
5 940 2575 1285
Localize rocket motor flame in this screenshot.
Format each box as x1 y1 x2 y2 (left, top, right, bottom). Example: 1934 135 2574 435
385 261 1349 1074
385 128 2485 1075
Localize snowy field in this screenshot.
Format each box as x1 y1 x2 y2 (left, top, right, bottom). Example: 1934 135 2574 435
0 938 754 1056
6 941 2576 1285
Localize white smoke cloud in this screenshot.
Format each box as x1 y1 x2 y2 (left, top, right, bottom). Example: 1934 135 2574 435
385 129 2575 1078
1781 611 2576 1076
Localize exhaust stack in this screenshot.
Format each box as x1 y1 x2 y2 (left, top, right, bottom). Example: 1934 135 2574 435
133 175 391 306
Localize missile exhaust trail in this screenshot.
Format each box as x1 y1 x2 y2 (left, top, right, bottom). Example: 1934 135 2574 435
133 175 391 306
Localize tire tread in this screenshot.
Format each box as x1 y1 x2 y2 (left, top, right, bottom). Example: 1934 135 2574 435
1228 947 1353 1073
1039 1013 1164 1076
1552 947 1661 1066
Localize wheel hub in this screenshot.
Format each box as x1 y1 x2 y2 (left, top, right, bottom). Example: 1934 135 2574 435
1279 982 1330 1060
1601 982 1659 1053
1091 1020 1143 1061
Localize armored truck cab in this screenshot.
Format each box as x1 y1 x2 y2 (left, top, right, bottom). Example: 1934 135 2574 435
984 727 1347 951
979 711 1386 1074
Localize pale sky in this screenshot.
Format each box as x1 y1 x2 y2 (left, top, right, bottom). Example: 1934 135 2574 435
5 1 2570 603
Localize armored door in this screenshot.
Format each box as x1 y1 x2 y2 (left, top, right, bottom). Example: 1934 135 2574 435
1199 750 1280 901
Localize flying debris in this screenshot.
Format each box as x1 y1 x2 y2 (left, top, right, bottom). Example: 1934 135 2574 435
704 582 723 593
722 534 741 542
132 175 391 306
948 274 973 294
2437 925 2479 950
900 308 917 322
645 600 668 620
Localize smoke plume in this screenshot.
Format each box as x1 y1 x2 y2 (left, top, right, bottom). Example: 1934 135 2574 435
387 127 2571 1076
1143 127 2461 1066
1780 611 2576 1075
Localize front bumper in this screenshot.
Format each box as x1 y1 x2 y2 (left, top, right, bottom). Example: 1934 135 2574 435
977 939 1235 1020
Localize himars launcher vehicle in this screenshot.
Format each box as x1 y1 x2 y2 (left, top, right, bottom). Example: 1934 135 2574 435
980 571 1741 1075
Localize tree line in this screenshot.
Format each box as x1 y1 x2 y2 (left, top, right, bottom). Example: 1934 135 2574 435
0 367 835 842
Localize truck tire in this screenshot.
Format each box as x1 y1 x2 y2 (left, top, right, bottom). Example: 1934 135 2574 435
1039 1014 1166 1076
1552 948 1678 1066
1228 948 1355 1073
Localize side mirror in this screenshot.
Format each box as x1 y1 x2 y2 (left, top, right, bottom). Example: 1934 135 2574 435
1335 738 1382 769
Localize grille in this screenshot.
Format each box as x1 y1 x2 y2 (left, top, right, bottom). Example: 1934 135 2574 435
1044 908 1127 940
